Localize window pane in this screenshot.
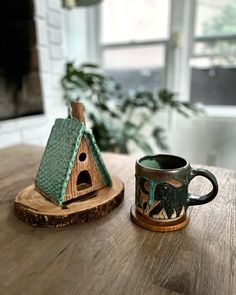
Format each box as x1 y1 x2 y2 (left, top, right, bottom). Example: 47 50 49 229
101 0 170 43
192 1 236 105
190 67 236 105
103 45 166 91
103 45 165 69
195 0 236 37
106 68 165 92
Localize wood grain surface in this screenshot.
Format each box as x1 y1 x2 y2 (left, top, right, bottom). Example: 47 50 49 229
0 145 235 295
15 176 124 227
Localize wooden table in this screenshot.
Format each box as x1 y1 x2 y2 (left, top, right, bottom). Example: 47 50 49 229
0 145 235 295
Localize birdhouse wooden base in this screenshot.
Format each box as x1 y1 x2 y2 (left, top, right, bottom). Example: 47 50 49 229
14 176 124 227
130 205 189 232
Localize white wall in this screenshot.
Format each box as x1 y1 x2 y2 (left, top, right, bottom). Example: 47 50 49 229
0 0 67 148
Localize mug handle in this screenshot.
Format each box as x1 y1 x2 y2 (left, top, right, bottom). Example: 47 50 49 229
187 168 218 206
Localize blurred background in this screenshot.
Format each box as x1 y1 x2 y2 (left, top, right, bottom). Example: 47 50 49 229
0 0 236 169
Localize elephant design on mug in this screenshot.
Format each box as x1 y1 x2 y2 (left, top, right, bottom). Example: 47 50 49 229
136 176 187 220
133 154 218 231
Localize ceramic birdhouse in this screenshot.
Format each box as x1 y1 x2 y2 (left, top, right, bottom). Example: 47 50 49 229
15 102 124 227
35 102 112 206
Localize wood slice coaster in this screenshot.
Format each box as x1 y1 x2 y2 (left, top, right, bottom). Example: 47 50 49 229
15 176 124 227
130 205 189 232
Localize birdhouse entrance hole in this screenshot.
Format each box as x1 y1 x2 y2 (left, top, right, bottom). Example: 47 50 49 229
77 170 92 191
79 152 87 161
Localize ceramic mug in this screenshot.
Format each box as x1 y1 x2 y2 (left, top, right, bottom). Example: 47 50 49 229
134 154 218 229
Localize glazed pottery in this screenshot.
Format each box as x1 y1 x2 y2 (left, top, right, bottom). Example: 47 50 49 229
131 154 218 231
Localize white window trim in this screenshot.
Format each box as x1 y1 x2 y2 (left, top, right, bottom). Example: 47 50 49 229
165 0 196 102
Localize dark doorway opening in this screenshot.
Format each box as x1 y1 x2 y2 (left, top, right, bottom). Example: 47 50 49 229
77 170 92 191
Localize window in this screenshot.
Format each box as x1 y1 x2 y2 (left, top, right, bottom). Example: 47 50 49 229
190 0 236 106
100 0 170 91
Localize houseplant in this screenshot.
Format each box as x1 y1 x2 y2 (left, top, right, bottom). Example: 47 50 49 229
61 62 199 154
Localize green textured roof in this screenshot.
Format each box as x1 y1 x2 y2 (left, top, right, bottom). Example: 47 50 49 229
35 118 112 205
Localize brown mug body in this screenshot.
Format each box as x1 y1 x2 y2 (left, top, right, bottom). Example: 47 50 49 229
135 154 218 222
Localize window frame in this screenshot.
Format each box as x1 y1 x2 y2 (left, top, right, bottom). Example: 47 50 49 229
97 0 236 117
191 0 236 115
99 0 172 89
